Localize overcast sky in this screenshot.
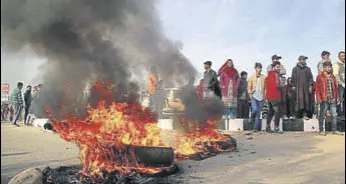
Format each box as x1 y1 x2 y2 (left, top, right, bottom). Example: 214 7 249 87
1 0 345 88
157 0 345 78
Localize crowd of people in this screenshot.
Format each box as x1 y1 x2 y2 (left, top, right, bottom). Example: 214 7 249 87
2 50 344 135
1 83 43 126
199 51 345 133
147 50 345 134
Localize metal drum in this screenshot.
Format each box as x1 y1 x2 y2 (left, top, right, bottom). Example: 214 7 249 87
162 88 185 115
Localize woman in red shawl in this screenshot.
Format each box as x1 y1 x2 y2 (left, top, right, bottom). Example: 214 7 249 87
218 59 240 119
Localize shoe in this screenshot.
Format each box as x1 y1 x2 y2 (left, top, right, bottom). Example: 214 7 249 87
266 127 273 133
283 115 288 120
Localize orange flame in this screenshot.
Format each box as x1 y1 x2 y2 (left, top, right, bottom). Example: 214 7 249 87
49 81 235 178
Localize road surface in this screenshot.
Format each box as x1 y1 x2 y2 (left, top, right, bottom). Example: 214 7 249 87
1 123 345 184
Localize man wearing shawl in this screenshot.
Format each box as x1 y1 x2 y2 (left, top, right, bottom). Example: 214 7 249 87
291 56 314 120
219 59 240 119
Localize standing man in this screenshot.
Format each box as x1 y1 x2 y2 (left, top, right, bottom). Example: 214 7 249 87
23 85 32 125
315 62 339 133
248 63 266 131
10 82 24 126
237 71 249 118
203 61 220 98
265 61 283 133
317 51 331 74
291 56 314 120
333 51 345 119
267 55 286 77
147 65 159 111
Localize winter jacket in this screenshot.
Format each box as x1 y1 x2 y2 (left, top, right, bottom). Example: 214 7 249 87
315 72 339 104
333 60 345 87
265 71 281 101
248 74 266 96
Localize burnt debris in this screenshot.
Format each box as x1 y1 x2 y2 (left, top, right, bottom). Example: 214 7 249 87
42 165 179 184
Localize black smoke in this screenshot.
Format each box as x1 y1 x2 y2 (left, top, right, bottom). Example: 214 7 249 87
1 0 197 117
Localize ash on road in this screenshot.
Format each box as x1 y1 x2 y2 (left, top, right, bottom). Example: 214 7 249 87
1 124 345 184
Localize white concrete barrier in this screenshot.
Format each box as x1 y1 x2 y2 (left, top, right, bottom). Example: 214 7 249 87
228 119 244 131
157 119 173 130
32 119 50 128
303 119 319 132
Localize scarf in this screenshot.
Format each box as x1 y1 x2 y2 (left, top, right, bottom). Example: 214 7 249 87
218 59 238 77
297 62 307 68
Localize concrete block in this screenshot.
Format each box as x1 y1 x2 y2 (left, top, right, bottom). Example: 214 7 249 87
242 119 254 131
157 119 173 130
8 168 43 184
228 119 243 131
304 119 319 132
283 119 304 131
32 119 49 128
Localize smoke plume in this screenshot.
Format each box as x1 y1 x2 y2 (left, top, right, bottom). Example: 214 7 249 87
1 0 197 117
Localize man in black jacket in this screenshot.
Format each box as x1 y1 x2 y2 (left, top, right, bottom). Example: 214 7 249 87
203 61 221 98
23 85 32 125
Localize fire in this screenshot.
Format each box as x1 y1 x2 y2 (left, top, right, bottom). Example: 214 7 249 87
49 81 235 178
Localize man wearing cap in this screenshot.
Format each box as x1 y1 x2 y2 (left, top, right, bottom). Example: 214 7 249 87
315 62 339 134
317 51 332 74
291 56 314 120
267 55 286 75
203 61 220 98
248 63 267 131
267 55 286 89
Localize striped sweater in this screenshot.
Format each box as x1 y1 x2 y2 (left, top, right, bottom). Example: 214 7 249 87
11 88 23 106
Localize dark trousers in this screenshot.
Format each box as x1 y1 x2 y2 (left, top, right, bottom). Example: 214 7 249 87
237 99 250 118
337 85 345 117
24 105 30 125
267 100 281 129
12 104 22 125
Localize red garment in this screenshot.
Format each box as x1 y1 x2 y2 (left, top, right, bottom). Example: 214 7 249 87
196 79 203 99
315 72 339 104
266 71 281 101
218 59 239 97
218 59 238 77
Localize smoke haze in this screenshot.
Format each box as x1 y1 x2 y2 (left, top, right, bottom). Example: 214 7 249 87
1 0 197 117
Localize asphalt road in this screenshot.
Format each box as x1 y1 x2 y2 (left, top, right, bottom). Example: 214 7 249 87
1 123 345 184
